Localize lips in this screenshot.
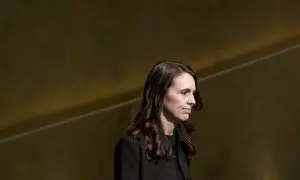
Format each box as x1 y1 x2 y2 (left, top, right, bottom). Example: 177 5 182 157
182 108 192 113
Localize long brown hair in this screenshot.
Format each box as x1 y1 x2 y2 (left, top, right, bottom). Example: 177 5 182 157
126 60 203 161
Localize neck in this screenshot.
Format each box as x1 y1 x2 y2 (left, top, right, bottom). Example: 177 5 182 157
160 112 175 135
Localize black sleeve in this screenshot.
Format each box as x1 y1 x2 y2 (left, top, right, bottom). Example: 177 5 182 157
114 137 140 180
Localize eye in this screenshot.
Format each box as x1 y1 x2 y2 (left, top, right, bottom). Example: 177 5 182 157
181 90 189 95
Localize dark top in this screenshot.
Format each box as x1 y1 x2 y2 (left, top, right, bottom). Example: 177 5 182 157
114 127 192 180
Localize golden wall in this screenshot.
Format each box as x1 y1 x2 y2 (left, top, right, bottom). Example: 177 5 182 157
2 0 300 129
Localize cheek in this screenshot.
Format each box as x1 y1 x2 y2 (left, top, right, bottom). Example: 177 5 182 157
164 95 185 112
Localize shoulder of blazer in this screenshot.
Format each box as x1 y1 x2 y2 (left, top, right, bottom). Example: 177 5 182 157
114 136 142 180
114 135 141 161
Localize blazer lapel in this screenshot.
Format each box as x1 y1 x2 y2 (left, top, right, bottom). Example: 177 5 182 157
175 128 192 180
177 144 191 180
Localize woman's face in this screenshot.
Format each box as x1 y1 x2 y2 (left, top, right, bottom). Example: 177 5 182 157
163 72 196 122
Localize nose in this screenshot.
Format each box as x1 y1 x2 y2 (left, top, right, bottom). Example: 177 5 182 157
187 93 196 106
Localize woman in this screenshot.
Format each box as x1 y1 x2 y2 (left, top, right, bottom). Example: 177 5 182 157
114 60 203 180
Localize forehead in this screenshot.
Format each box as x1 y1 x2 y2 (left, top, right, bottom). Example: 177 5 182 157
171 72 196 90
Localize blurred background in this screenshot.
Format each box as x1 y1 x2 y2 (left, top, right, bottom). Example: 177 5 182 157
1 0 300 179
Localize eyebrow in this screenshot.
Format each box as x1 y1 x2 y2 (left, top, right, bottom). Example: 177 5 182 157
179 88 196 92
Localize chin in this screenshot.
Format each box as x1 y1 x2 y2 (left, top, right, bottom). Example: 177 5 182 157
178 114 190 121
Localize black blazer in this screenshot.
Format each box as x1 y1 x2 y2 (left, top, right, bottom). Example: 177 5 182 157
114 129 192 180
